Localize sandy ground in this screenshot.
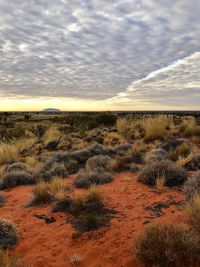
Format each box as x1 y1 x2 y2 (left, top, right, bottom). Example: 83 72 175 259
0 173 184 267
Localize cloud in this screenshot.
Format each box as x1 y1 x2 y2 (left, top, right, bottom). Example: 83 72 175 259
0 0 199 107
111 52 200 106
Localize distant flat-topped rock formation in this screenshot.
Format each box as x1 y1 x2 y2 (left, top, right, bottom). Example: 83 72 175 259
43 108 60 113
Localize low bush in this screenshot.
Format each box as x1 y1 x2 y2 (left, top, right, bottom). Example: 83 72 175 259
135 223 200 267
0 171 36 189
6 162 29 173
145 148 168 163
138 160 187 187
184 172 200 200
85 155 112 173
0 220 19 248
74 170 113 188
65 160 79 174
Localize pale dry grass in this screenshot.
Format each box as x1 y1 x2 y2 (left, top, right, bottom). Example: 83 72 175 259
0 250 20 267
0 138 36 166
184 194 200 233
117 117 145 139
104 132 125 146
156 176 165 190
144 115 173 142
43 127 61 144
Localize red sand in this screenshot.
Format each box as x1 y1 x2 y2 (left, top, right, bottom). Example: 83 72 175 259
0 173 184 267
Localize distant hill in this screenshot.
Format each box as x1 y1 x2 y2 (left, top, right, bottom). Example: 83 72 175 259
43 108 60 113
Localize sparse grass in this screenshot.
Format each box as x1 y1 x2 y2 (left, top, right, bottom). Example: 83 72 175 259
0 220 19 248
135 222 200 267
0 250 20 267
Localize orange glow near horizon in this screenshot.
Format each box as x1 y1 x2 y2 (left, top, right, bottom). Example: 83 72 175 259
0 97 199 112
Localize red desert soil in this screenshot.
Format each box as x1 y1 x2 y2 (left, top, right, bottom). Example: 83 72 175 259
0 173 184 267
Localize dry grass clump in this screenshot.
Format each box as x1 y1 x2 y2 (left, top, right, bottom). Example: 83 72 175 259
73 186 104 213
0 138 36 167
131 141 147 163
74 170 113 188
138 160 187 187
144 115 172 142
103 132 125 146
110 157 130 172
85 155 112 173
43 127 61 144
0 171 36 189
184 194 200 233
31 178 66 205
0 250 20 267
145 148 168 163
183 153 200 171
168 142 192 161
53 186 109 232
184 172 200 200
178 117 200 137
0 220 19 248
135 222 200 267
117 117 145 139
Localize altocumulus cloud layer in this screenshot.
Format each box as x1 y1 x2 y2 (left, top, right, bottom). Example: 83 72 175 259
0 0 200 107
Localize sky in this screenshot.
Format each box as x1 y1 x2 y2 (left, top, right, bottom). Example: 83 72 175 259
0 0 200 111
